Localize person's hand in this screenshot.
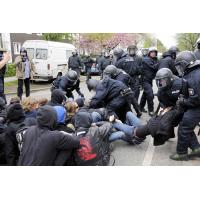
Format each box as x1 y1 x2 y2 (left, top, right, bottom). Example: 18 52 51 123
176 97 185 110
3 52 10 62
109 115 115 122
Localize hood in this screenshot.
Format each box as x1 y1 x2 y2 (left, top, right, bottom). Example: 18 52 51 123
37 105 57 130
51 89 66 105
6 103 25 122
76 97 85 108
53 106 66 124
74 111 92 129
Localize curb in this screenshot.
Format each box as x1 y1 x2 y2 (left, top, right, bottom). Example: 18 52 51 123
5 87 51 95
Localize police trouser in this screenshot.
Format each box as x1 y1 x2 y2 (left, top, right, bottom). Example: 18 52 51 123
128 92 141 114
0 76 6 103
85 66 91 80
176 108 200 154
139 82 154 112
130 77 140 101
17 78 30 99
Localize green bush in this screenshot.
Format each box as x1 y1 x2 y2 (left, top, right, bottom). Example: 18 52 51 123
5 63 16 77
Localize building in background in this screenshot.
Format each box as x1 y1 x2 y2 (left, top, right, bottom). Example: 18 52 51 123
0 33 43 62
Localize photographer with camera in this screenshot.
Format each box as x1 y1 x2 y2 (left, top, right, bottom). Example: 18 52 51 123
14 47 36 100
0 48 10 103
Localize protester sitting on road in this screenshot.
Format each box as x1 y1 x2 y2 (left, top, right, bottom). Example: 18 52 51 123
9 96 21 105
4 103 26 165
18 105 80 166
47 89 66 107
22 97 38 119
73 111 113 166
65 100 79 126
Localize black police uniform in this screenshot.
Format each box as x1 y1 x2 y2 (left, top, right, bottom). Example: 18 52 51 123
115 54 142 101
115 71 141 115
98 56 111 76
68 55 84 76
52 75 83 99
159 52 178 75
176 65 200 154
140 56 159 112
89 77 131 121
83 56 94 79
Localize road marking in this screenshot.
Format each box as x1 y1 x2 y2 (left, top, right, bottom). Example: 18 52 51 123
142 137 155 166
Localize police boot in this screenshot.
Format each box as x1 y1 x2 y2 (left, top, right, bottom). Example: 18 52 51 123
189 147 200 158
169 153 189 161
140 107 147 113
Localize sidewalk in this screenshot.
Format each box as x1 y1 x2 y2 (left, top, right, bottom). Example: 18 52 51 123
5 76 17 83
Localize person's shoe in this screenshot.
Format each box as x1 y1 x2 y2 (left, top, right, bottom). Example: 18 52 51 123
148 111 154 117
189 147 200 158
140 108 147 113
169 153 189 161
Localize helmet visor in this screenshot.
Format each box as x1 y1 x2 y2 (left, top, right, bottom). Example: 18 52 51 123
175 64 185 77
156 78 168 89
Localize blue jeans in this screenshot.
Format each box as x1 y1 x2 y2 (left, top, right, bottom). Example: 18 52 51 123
91 111 103 123
109 112 142 142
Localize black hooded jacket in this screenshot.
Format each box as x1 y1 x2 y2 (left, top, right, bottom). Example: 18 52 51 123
47 89 66 106
4 103 25 165
18 105 80 166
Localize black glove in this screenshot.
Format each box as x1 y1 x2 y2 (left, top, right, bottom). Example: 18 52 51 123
78 91 84 98
176 97 186 110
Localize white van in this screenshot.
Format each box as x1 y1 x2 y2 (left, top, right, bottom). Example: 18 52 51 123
22 40 76 81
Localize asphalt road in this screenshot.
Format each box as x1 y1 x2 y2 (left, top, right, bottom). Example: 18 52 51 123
6 76 200 166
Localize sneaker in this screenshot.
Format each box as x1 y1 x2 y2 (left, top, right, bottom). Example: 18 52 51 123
148 111 154 117
169 153 189 161
189 147 200 158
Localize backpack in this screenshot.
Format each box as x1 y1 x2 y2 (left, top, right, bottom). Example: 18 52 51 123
16 126 29 152
74 130 111 166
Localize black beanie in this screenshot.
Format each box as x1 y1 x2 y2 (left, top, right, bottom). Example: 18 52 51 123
7 103 25 122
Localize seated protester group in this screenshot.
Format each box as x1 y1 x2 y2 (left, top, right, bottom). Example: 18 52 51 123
22 97 38 119
18 105 80 166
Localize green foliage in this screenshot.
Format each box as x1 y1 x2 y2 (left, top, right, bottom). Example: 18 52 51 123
5 63 16 77
176 33 200 51
157 39 167 53
42 33 74 43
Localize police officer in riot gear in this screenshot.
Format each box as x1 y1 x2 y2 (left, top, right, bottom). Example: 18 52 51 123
194 38 200 60
155 68 187 108
0 48 10 103
83 53 94 80
141 48 149 58
52 70 84 99
114 46 142 101
98 51 111 78
103 65 142 117
87 77 132 122
139 47 159 117
68 49 84 77
159 46 179 75
170 51 200 160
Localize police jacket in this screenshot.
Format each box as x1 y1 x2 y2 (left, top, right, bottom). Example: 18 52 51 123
194 50 200 60
115 70 131 86
115 54 142 77
98 57 111 71
68 55 84 69
141 56 159 83
90 77 128 109
181 65 200 109
157 78 188 108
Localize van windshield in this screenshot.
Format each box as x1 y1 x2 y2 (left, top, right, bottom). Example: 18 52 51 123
36 48 48 60
26 48 35 59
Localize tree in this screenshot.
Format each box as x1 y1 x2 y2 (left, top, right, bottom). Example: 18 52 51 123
42 33 74 43
157 39 167 53
176 33 200 51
